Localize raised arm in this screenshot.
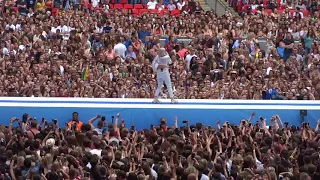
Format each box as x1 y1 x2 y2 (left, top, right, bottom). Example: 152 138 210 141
276 115 283 129
247 112 256 123
88 115 101 129
114 113 120 133
315 120 320 133
174 116 178 129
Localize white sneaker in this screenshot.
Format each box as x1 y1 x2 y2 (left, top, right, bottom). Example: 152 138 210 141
152 98 160 104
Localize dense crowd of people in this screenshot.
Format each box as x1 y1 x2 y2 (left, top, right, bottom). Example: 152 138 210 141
0 0 320 180
0 0 319 100
1 112 320 180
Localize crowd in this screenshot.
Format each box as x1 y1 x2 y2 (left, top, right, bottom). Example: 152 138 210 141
0 112 320 180
0 0 320 179
0 0 319 100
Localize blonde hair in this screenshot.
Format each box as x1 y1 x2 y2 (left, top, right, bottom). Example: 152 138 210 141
17 156 25 167
232 154 244 166
44 154 53 167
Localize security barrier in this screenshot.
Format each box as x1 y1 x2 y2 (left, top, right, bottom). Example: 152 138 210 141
0 97 319 129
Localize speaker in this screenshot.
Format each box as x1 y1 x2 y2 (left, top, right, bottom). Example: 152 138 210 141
300 110 307 117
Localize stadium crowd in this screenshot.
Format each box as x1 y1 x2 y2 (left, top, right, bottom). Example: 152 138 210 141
0 0 320 180
0 0 319 100
0 112 320 180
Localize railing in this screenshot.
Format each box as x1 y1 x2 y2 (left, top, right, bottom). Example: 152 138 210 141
1 97 319 129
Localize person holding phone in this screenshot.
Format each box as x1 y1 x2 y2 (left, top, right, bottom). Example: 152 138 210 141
27 120 40 140
152 48 176 104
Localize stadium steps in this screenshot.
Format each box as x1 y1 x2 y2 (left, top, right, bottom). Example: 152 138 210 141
196 0 211 12
198 0 238 16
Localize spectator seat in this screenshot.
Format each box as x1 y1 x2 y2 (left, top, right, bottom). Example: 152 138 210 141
114 4 123 9
301 10 309 17
149 9 158 14
124 4 133 9
134 4 144 9
139 8 148 15
265 9 272 15
277 9 284 14
263 0 268 6
171 9 180 16
132 8 139 16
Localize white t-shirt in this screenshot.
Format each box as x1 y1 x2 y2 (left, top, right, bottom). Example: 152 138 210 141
90 149 102 156
293 12 304 18
2 47 9 55
185 54 197 70
177 1 185 10
200 174 209 180
147 1 157 9
114 43 127 60
92 0 100 7
168 4 176 11
51 27 57 33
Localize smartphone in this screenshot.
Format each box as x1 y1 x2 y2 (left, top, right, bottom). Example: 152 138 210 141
259 116 264 121
52 119 57 124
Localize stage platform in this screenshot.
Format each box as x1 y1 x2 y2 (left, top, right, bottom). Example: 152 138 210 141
0 98 319 129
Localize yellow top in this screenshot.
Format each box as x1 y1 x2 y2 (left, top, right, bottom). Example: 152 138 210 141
36 2 46 11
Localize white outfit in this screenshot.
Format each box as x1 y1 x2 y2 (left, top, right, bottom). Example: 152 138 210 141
114 43 127 60
177 1 185 10
147 1 157 9
185 54 197 70
90 149 102 156
152 55 174 98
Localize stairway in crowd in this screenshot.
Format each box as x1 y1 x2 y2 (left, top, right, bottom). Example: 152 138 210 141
196 0 238 16
196 0 212 12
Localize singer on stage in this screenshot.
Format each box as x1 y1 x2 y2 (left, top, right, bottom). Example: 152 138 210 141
152 48 176 104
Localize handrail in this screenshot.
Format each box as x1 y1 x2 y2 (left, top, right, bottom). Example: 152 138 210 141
219 0 239 17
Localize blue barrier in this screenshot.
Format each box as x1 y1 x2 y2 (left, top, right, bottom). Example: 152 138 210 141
0 97 319 129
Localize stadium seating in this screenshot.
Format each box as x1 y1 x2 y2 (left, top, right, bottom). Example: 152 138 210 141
124 4 133 9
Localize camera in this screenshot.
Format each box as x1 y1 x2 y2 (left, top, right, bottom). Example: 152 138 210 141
182 120 189 124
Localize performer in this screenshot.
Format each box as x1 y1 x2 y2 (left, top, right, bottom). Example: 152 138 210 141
152 48 176 104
